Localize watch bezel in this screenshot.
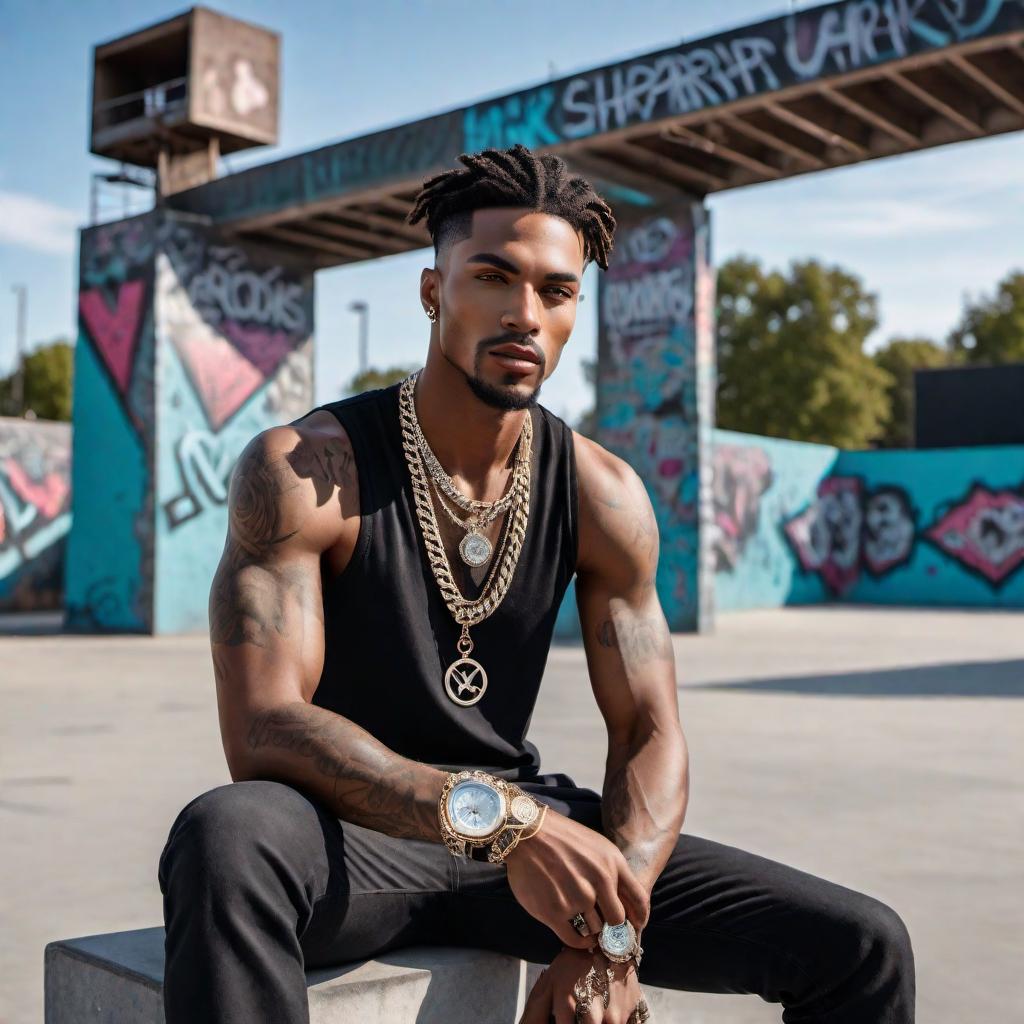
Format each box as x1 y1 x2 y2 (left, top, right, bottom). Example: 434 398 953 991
598 920 638 962
446 777 507 842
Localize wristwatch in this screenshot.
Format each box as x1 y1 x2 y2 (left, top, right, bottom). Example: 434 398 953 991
438 770 544 863
598 920 644 967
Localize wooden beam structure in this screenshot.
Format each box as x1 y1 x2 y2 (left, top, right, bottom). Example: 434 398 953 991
165 0 1024 267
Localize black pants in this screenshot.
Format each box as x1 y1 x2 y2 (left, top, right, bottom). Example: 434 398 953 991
158 775 915 1023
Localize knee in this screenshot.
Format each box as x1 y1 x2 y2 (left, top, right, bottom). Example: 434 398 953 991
158 781 314 896
834 892 915 978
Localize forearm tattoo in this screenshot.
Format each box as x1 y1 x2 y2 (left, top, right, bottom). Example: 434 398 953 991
246 703 441 840
595 612 674 665
602 741 684 888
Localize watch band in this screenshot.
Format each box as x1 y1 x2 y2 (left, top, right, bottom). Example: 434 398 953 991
437 770 546 863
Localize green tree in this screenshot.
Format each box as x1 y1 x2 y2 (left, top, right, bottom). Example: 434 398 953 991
716 256 892 447
343 364 420 397
948 270 1024 364
0 338 74 421
873 337 952 448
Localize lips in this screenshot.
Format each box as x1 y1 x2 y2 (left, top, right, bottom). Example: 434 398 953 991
491 345 541 364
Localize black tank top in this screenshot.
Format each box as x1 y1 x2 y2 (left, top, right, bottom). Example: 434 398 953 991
311 381 579 782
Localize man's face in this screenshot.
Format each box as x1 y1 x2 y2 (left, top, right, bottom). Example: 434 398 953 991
422 207 586 411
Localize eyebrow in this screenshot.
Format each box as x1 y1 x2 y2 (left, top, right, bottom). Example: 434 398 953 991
466 252 580 284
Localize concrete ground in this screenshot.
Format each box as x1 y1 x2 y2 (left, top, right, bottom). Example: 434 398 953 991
1 606 1022 1023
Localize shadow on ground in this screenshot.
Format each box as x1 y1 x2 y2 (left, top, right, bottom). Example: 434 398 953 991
686 660 1024 698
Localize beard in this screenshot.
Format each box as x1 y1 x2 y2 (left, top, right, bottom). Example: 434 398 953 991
444 347 544 411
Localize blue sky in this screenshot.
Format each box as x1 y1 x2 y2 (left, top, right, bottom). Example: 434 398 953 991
2 0 1023 425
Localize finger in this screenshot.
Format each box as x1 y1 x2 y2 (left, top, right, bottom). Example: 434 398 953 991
608 970 642 1024
594 873 628 933
517 969 552 1024
583 908 604 940
554 998 579 1024
556 916 595 951
616 867 651 930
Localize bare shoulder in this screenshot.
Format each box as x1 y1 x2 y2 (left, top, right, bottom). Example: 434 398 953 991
570 429 658 581
228 409 359 561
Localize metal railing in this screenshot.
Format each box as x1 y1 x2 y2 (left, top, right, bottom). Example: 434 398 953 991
94 76 188 131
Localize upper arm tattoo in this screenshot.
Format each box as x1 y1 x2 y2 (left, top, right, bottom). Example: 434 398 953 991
209 431 345 649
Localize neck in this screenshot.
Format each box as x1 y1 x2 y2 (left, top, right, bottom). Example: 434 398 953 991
413 350 529 503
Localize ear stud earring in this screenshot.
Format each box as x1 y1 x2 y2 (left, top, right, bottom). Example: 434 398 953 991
426 305 438 323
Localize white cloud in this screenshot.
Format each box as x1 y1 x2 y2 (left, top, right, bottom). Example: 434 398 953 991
0 189 79 255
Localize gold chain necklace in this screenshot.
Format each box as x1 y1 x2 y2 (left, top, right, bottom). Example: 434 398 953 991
398 371 532 706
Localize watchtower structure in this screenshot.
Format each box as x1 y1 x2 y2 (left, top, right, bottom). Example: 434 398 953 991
90 6 279 195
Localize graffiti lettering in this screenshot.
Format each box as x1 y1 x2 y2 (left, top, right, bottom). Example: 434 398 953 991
463 87 560 152
562 37 779 137
190 246 308 335
784 476 916 596
925 483 1024 586
163 429 236 530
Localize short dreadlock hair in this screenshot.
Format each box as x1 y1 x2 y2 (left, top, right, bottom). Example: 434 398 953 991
406 143 616 271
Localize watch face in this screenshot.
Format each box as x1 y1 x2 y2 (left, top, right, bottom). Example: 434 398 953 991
600 921 636 958
447 781 504 839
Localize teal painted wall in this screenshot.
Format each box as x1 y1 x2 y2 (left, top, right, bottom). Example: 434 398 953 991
711 434 1024 610
66 213 157 631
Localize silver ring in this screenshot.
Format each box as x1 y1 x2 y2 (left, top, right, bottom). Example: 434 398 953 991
569 911 589 936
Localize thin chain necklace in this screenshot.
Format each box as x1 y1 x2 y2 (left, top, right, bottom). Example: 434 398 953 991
409 397 529 566
398 370 532 706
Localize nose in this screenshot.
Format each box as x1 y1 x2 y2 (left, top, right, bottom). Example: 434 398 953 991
500 284 542 337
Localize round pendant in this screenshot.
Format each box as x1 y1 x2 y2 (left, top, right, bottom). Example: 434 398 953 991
460 530 492 567
444 656 488 706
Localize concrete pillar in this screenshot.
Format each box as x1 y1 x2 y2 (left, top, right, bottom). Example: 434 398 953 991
595 196 716 633
66 209 315 633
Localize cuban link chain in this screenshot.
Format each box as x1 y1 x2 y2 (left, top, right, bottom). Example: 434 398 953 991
398 371 532 706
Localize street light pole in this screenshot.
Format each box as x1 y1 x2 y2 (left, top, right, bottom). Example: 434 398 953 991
10 284 27 417
348 300 369 376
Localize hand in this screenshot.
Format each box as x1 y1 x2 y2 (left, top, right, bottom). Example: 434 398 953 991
504 807 650 950
518 945 643 1024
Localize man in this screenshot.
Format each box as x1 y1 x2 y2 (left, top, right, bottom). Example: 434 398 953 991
159 143 915 1024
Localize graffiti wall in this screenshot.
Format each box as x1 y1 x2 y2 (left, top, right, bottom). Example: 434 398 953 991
713 431 1024 609
836 446 1024 606
66 209 314 633
0 418 71 612
592 197 716 632
154 225 314 633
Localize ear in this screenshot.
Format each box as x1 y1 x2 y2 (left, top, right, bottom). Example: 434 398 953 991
419 267 440 313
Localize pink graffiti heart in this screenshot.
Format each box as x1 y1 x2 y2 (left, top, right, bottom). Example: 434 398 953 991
79 279 146 397
3 458 69 519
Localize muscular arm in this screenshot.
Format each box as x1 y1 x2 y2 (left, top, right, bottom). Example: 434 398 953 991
574 434 690 895
209 424 447 841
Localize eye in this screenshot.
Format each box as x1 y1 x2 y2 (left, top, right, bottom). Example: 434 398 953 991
477 273 572 300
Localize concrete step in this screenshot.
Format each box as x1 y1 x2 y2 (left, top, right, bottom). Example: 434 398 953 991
45 926 704 1023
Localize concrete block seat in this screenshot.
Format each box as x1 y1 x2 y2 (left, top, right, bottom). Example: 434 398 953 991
44 927 694 1022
